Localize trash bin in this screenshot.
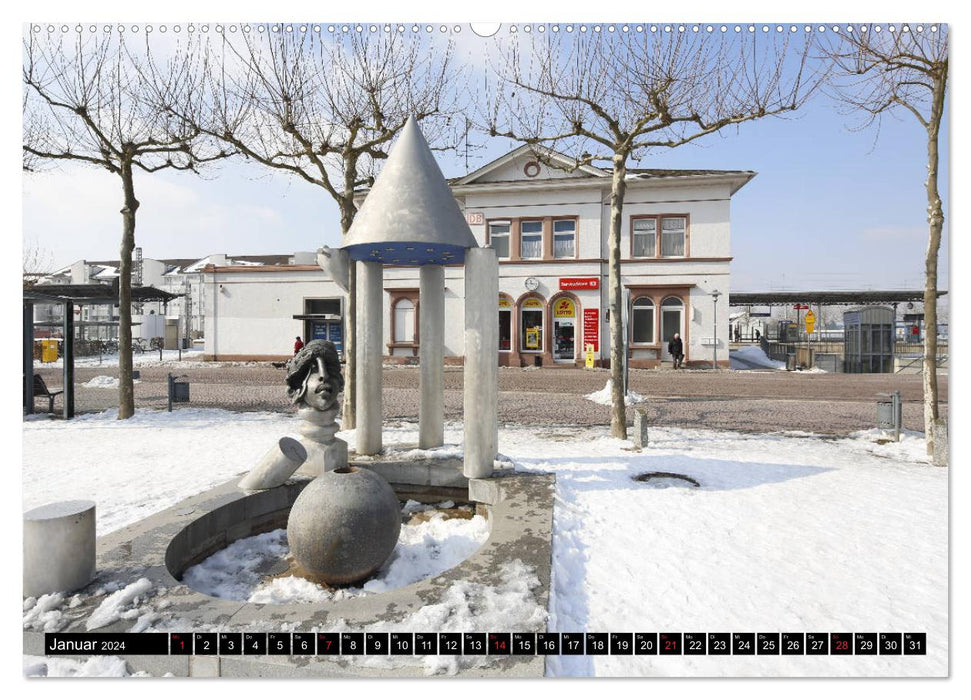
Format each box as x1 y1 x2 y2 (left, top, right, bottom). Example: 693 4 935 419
167 373 190 411
876 400 901 430
533 355 542 368
173 380 189 403
786 353 797 371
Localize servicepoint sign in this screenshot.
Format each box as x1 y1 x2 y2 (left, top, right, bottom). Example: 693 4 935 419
560 277 599 290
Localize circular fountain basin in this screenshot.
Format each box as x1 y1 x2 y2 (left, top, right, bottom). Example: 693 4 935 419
181 500 488 604
165 477 490 603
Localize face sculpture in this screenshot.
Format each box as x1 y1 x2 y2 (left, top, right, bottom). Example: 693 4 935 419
285 340 344 412
302 366 339 411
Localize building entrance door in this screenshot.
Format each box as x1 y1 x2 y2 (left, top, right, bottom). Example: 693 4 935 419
660 297 684 361
552 297 577 362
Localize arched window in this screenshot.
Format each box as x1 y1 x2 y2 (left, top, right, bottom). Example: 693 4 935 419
520 296 545 352
393 299 415 343
631 297 655 344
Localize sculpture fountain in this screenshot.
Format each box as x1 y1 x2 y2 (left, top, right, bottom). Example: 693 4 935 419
22 117 554 678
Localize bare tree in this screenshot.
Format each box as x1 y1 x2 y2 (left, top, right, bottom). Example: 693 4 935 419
818 24 948 459
23 27 227 419
23 237 55 288
489 29 815 438
184 27 463 429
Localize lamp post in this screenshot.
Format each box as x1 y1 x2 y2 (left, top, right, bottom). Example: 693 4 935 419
711 289 721 370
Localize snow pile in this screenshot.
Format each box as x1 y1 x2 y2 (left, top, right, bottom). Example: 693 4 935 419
584 379 645 405
325 559 546 676
24 655 143 677
23 593 67 632
371 443 463 462
82 375 138 388
183 509 489 604
730 345 786 370
85 578 154 631
182 530 290 602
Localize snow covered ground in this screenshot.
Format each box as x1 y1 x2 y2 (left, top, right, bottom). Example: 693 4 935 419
22 408 947 678
36 349 207 368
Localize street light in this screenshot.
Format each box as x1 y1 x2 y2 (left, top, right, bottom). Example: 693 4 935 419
711 289 721 370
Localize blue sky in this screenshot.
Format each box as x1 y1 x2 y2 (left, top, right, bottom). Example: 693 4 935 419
21 22 949 295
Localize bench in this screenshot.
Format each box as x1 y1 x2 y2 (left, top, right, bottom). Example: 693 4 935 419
32 374 63 414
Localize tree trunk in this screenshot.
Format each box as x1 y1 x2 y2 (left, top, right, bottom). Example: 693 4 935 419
922 66 947 458
608 153 628 439
117 158 138 420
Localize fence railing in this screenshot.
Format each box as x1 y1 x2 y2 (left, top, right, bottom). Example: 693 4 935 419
761 339 948 370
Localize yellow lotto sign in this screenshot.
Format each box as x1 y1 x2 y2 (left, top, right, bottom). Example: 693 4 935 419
805 309 816 334
554 298 576 318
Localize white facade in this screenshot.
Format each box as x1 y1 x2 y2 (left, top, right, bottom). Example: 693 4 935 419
201 146 752 368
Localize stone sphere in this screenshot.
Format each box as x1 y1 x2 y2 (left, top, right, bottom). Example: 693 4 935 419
286 467 401 585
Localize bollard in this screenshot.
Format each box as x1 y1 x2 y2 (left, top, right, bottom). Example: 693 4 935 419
633 408 649 449
24 500 96 598
932 419 948 467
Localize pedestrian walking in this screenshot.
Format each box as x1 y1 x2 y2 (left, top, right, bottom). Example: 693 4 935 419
294 336 304 355
668 333 685 369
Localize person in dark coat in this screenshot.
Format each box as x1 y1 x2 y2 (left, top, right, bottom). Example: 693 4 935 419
294 336 304 355
668 333 684 369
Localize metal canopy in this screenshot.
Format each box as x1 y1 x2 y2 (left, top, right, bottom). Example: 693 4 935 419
342 116 477 266
26 283 179 305
729 290 947 307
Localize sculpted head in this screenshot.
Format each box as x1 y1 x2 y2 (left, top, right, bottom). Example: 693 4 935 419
285 340 344 411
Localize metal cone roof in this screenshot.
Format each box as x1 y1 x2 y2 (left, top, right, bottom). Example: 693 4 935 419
342 116 478 266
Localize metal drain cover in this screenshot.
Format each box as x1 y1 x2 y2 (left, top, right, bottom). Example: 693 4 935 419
632 471 700 488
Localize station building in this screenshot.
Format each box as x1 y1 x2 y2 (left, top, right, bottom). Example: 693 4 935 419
202 146 753 368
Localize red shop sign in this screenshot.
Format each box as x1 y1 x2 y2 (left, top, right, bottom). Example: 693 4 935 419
583 308 600 351
560 277 600 290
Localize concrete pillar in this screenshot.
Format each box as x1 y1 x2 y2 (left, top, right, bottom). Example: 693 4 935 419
238 437 308 490
419 265 445 449
463 248 499 478
356 261 383 455
24 500 96 597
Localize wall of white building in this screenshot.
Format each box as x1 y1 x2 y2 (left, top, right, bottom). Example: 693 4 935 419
200 170 738 368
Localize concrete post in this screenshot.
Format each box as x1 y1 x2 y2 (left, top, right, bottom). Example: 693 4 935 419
633 408 649 449
24 500 96 598
419 265 445 449
463 248 499 478
356 261 383 455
